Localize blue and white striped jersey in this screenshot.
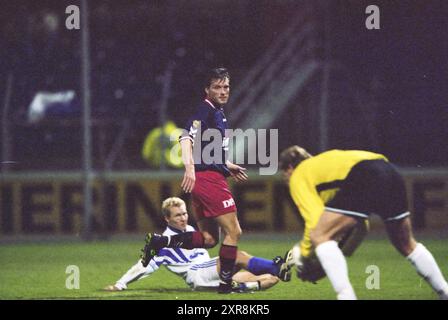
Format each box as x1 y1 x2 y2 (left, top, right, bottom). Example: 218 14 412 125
144 225 211 279
114 225 213 290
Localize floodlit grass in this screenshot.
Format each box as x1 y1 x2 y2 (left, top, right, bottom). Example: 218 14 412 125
0 237 446 300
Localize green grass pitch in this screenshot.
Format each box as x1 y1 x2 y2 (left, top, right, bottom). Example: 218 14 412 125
0 236 447 300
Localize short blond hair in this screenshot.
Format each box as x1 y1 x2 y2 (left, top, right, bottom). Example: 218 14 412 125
161 197 186 217
279 145 312 170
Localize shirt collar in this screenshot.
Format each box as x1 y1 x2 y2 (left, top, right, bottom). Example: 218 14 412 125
167 225 186 234
204 99 224 110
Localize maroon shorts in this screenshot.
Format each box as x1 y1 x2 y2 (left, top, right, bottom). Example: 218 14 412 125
192 170 237 220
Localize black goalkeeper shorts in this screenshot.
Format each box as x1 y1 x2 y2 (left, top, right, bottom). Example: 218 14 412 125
325 159 410 222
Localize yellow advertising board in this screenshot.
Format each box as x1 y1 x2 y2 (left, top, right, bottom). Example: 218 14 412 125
1 170 447 235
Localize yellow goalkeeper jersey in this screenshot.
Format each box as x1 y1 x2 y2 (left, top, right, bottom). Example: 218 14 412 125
289 149 388 257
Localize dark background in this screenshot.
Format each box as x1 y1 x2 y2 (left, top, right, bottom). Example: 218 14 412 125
0 0 447 171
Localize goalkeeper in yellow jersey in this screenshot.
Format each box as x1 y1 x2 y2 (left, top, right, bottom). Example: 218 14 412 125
279 146 448 300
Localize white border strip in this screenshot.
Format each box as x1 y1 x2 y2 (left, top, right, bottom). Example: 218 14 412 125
178 136 193 143
325 206 369 218
385 211 411 222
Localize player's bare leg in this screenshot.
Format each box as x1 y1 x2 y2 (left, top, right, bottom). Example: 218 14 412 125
217 250 287 277
338 219 369 257
214 211 242 246
214 211 242 293
311 211 359 245
215 251 281 291
385 216 417 255
385 217 448 299
310 211 358 300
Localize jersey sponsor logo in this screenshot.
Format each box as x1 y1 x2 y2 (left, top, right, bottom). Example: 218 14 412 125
222 198 235 209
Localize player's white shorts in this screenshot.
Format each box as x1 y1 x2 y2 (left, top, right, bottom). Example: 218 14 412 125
185 257 220 289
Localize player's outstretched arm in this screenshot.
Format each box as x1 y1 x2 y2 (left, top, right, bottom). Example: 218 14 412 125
104 259 159 291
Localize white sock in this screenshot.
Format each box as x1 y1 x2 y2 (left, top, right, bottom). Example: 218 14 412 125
115 260 148 290
315 240 357 300
244 281 261 291
407 243 448 299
